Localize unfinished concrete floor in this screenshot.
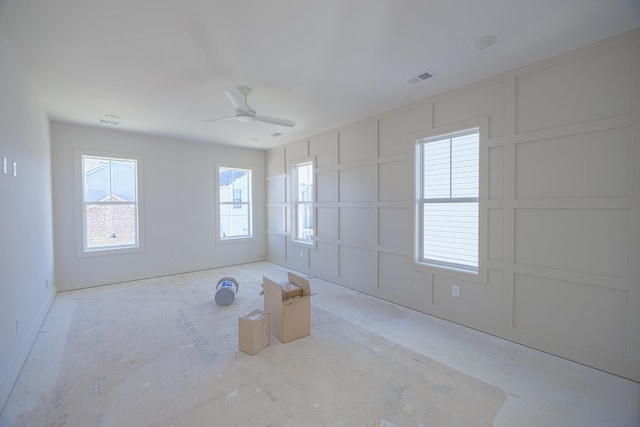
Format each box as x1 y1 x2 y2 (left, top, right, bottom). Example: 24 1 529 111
1 262 638 426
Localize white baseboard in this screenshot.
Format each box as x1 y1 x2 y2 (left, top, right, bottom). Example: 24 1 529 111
0 288 56 411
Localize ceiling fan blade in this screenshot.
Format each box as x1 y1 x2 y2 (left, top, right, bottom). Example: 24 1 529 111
255 115 296 128
225 90 248 112
201 116 237 123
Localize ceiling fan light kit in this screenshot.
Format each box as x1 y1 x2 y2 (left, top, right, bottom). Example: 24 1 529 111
235 112 256 123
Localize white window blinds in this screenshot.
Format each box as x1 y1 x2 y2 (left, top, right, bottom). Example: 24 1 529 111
419 129 479 271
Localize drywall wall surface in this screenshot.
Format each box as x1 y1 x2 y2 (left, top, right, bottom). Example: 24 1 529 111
266 28 640 381
51 123 266 290
0 27 56 409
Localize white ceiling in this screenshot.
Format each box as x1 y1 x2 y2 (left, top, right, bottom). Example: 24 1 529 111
1 0 639 150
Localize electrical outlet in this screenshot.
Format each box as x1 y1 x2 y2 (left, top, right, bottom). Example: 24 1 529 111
452 285 460 297
16 317 21 334
299 250 304 259
173 251 180 260
45 278 48 288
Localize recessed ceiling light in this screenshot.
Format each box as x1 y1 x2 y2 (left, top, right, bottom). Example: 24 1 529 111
473 35 497 50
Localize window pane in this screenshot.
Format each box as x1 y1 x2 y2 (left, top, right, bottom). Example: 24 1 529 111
296 163 313 201
296 202 313 242
220 203 250 238
451 133 479 198
220 167 250 202
83 157 136 202
219 167 251 239
110 160 136 202
83 157 109 201
423 139 451 199
85 203 137 248
292 161 314 243
423 202 478 269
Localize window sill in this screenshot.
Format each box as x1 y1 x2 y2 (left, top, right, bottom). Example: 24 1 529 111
218 235 256 245
77 245 143 258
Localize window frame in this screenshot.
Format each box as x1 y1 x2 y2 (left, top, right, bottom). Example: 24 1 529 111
75 150 144 257
290 159 314 246
413 120 487 281
216 164 253 242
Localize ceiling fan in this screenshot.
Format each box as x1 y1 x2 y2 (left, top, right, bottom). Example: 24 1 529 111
203 86 296 128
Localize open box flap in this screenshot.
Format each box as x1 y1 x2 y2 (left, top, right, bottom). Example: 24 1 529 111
287 272 311 296
263 276 283 300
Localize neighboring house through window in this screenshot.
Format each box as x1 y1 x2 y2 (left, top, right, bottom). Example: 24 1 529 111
82 154 139 252
417 129 479 272
219 166 252 239
291 160 314 243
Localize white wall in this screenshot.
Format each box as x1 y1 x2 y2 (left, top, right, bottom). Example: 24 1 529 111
266 29 640 381
0 28 56 408
51 123 265 290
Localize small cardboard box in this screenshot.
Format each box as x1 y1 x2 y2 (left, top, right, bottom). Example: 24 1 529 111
280 282 303 300
263 272 311 343
238 309 271 355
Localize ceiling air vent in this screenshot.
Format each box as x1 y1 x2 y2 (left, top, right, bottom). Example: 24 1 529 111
99 114 120 125
406 70 435 85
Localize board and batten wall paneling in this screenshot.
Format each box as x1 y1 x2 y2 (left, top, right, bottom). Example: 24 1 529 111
309 242 339 280
513 273 629 359
316 171 338 203
285 140 309 163
267 234 287 264
339 245 377 292
378 208 410 251
310 130 338 168
487 209 504 263
488 146 504 200
514 208 630 278
267 206 285 235
433 82 505 139
379 160 411 202
378 252 429 312
339 207 376 248
378 103 432 158
431 270 504 332
339 165 376 202
515 127 632 199
316 207 338 242
267 175 286 203
265 29 640 381
339 119 377 164
514 40 633 134
267 146 285 176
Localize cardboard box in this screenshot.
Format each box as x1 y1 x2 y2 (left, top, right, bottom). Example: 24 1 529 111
238 309 271 355
263 272 311 343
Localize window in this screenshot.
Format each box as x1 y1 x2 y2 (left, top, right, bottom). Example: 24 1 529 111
82 155 139 251
418 129 479 272
219 166 252 239
233 189 242 208
291 161 314 243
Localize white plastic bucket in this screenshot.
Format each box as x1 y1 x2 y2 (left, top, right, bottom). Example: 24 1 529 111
215 277 239 306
